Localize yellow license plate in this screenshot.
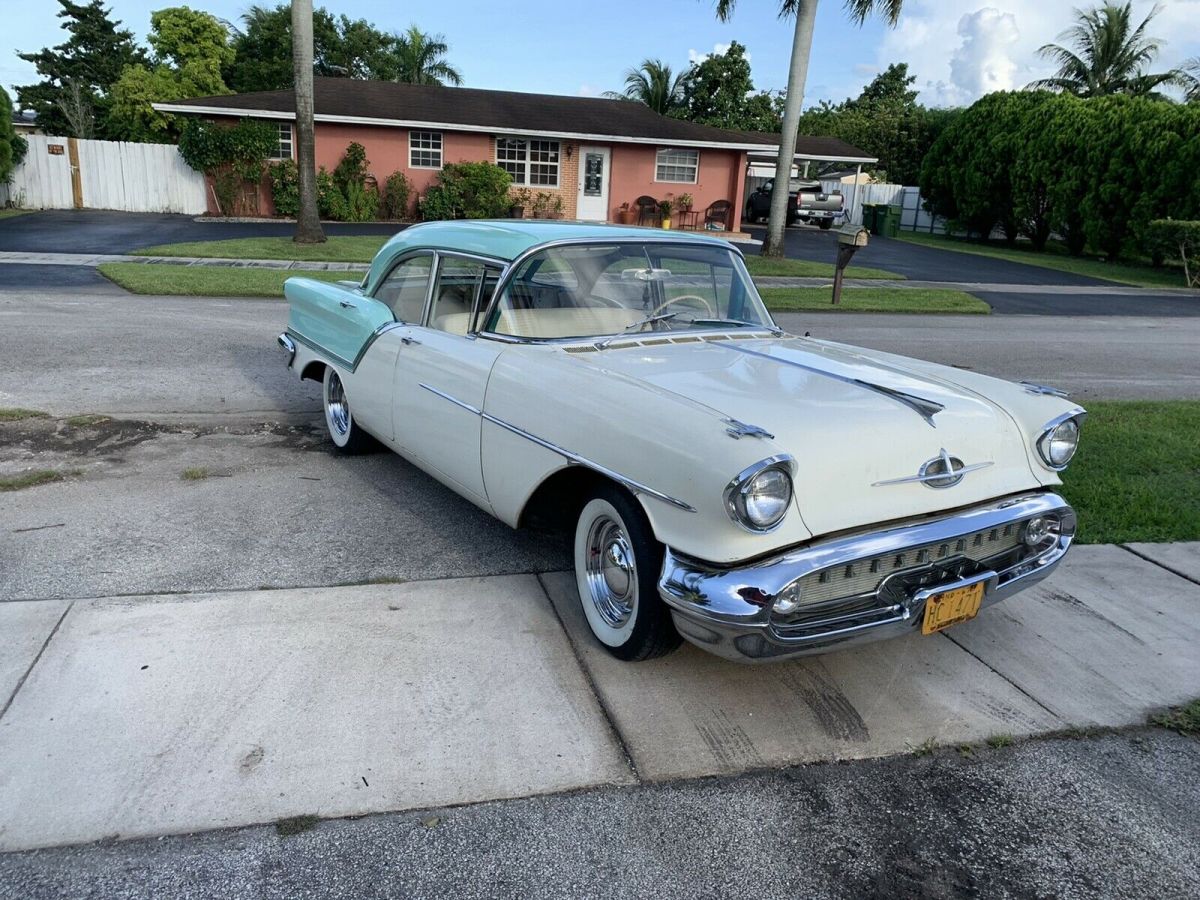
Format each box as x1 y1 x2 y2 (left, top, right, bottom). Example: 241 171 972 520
921 582 985 635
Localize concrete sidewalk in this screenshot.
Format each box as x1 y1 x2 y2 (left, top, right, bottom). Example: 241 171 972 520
1 542 1197 852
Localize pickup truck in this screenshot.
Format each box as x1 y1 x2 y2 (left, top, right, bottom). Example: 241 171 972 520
745 179 844 229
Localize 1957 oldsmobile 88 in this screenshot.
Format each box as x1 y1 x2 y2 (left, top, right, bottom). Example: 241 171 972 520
279 221 1084 663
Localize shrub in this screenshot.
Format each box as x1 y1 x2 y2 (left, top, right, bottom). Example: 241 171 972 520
1145 220 1200 287
380 170 412 220
179 118 276 216
332 141 369 193
341 179 379 222
421 162 512 220
268 159 300 217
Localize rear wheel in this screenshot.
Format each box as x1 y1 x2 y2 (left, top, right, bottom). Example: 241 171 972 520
574 485 681 661
322 366 373 454
819 219 833 230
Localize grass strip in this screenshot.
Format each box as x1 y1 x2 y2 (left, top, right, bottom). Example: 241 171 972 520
0 469 73 492
1058 400 1200 544
0 407 49 421
896 232 1192 290
98 264 350 297
759 286 989 314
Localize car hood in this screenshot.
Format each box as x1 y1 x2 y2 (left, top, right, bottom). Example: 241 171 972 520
569 334 1045 537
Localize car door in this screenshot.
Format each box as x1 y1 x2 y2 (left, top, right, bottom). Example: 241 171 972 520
391 254 506 505
345 252 434 442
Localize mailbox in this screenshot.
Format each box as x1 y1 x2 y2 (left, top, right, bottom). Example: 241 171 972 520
837 224 869 247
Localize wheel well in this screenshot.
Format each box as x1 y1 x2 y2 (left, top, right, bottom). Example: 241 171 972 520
300 360 326 383
519 467 627 533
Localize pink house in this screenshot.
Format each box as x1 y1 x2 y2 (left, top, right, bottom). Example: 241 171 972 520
157 78 795 229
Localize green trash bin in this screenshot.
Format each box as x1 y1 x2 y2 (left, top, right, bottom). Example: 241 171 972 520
882 204 902 238
862 203 881 235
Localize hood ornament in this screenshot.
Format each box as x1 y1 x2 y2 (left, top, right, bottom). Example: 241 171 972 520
723 418 775 440
873 448 993 489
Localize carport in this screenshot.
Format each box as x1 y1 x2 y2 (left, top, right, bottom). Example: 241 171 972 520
736 134 878 226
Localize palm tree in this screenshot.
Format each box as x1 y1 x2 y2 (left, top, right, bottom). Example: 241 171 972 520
1177 57 1200 102
387 26 462 86
714 1 903 257
604 60 686 115
292 0 325 244
1027 2 1177 98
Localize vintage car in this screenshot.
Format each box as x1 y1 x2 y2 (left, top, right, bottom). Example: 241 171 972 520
279 221 1083 663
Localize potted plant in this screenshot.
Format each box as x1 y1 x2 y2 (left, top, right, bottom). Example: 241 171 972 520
509 188 531 218
676 193 693 212
615 202 637 225
659 197 674 230
531 191 553 218
548 195 565 220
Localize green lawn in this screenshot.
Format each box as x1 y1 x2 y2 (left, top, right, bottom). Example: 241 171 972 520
0 407 49 421
896 232 1193 290
759 286 989 314
1059 401 1200 544
136 235 387 263
98 264 352 297
0 208 32 221
742 255 901 280
133 236 904 280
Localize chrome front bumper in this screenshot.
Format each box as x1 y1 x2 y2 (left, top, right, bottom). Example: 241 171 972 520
658 492 1075 663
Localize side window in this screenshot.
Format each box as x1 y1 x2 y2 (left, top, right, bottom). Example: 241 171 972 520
430 258 503 336
374 255 433 322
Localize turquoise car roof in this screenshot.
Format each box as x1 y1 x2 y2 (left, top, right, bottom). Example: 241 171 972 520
364 220 743 292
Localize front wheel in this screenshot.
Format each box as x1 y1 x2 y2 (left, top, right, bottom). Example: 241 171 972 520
322 366 373 454
574 485 682 661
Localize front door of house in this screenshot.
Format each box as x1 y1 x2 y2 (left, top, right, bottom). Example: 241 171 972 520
576 146 611 222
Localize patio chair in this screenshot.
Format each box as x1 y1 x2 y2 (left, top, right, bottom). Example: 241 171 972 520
635 195 660 227
703 200 732 231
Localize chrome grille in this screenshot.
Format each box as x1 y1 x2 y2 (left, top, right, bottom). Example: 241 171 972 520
794 520 1026 607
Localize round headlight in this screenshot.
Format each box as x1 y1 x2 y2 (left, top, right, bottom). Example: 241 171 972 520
727 460 793 531
1037 415 1082 470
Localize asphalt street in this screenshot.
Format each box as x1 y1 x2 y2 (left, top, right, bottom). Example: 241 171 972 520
2 729 1197 900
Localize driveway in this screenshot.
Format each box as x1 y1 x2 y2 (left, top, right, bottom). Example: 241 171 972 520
750 225 1109 285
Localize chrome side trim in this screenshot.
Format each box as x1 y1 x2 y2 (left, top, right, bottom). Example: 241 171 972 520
718 343 945 427
286 328 355 371
418 382 696 512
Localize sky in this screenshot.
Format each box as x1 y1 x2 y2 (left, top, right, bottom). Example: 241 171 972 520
2 0 1198 109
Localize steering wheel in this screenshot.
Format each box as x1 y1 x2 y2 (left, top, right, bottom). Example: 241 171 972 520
652 294 717 318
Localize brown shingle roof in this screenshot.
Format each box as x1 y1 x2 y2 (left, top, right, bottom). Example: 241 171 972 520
159 78 874 160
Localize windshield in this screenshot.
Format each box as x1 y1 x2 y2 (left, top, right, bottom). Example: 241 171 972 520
484 242 776 341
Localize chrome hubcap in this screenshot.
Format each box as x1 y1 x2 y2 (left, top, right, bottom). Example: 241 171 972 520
326 372 350 437
585 515 636 628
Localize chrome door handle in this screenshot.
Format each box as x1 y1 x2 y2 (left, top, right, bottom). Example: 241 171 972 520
400 336 421 346
339 300 356 309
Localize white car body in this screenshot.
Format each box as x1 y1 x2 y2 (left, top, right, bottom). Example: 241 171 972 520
281 221 1083 663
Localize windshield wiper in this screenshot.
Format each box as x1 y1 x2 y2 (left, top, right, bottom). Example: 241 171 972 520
594 311 680 349
674 315 785 336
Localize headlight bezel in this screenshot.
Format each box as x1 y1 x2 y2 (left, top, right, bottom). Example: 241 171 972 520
724 455 795 533
1035 409 1086 471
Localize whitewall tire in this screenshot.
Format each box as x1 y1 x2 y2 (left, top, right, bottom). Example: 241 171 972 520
573 485 681 661
322 366 372 454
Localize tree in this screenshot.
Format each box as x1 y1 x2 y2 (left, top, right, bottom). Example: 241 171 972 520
109 7 233 142
1 87 30 185
293 0 325 244
1027 2 1178 98
225 5 395 93
714 1 904 258
15 0 146 138
604 60 686 115
380 26 462 86
677 42 779 131
1180 57 1200 102
794 63 946 184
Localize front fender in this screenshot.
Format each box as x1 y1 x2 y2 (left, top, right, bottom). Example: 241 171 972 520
481 346 814 564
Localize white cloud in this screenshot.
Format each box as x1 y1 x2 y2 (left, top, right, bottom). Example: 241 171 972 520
577 83 602 97
874 0 1200 107
688 42 748 64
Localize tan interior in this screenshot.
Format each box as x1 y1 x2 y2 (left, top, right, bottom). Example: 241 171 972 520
488 307 645 339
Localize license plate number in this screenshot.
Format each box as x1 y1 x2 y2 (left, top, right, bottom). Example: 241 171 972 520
921 582 985 635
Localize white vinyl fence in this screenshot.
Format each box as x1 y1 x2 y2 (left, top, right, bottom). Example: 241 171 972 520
0 134 207 214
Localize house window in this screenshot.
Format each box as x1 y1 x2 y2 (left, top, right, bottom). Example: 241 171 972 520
655 148 699 183
496 137 560 187
268 122 293 160
410 131 442 168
